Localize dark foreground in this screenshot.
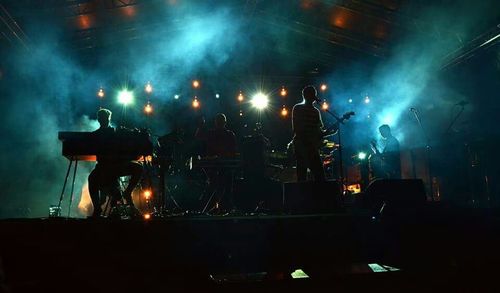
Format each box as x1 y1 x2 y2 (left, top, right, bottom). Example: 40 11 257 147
1 203 500 292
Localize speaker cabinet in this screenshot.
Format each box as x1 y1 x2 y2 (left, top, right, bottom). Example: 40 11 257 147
364 179 427 210
283 180 341 214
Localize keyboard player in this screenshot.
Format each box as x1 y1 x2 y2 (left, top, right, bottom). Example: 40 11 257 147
88 109 143 217
195 113 237 213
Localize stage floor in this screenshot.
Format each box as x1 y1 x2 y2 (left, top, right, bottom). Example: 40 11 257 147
1 204 500 292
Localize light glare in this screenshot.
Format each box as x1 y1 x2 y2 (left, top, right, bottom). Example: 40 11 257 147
118 90 133 105
145 82 153 94
250 93 269 110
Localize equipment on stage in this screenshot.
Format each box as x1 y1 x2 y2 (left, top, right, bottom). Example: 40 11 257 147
57 130 153 217
316 111 355 148
364 179 426 215
282 180 342 214
59 130 153 161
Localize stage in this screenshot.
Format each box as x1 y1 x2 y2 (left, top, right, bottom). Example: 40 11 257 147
1 203 500 292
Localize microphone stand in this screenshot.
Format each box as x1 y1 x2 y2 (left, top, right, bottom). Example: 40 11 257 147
444 104 466 135
324 109 346 197
411 108 434 201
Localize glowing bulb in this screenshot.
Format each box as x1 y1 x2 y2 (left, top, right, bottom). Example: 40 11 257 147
358 152 367 160
364 96 370 104
144 213 151 220
320 84 327 91
143 189 152 200
192 96 200 108
145 82 153 94
118 89 133 105
174 94 180 99
348 98 353 103
281 106 288 117
280 86 287 97
97 88 104 98
237 92 244 102
144 103 153 114
250 92 269 110
192 80 200 88
239 110 243 116
321 100 329 110
215 93 220 99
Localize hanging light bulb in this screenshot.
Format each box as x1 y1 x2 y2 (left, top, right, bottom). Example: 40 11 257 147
145 81 153 94
237 91 244 102
280 86 287 97
144 102 153 114
321 100 329 110
192 96 200 108
97 88 105 98
281 105 288 117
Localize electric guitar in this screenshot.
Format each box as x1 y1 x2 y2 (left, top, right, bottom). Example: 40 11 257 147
316 111 355 148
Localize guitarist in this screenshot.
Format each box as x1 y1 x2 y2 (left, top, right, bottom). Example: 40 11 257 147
369 124 401 179
292 85 333 182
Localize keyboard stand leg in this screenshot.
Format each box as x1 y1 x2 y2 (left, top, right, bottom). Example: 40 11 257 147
57 159 73 215
67 160 79 218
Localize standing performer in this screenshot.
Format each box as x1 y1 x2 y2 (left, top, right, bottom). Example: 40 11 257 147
87 108 143 217
369 124 401 179
292 85 329 182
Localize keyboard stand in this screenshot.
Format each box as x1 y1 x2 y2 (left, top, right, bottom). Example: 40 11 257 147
56 157 79 218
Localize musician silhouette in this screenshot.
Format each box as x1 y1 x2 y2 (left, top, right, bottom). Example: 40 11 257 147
292 85 327 181
195 113 237 213
369 124 401 179
87 109 143 217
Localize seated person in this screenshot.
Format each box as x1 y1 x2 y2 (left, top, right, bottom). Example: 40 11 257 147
88 109 143 217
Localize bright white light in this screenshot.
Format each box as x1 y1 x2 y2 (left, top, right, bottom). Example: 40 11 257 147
118 90 133 105
145 82 153 94
174 94 180 99
215 93 220 99
364 96 370 104
358 152 367 160
250 93 269 110
348 98 353 103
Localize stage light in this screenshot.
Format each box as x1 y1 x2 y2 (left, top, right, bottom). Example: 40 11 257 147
237 91 244 102
348 98 353 103
358 152 367 160
144 213 151 220
97 88 105 98
192 80 200 89
174 94 180 100
321 100 329 110
145 82 153 94
320 84 327 91
364 96 370 104
192 96 200 109
281 105 288 117
239 110 243 116
215 93 220 99
143 189 152 200
118 89 133 105
144 102 153 114
250 93 269 110
280 86 287 97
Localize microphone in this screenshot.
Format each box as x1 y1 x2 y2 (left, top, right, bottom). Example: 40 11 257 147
455 100 469 106
409 107 418 112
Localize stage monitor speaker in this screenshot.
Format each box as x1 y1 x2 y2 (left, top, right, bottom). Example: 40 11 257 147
364 179 427 209
282 180 341 214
